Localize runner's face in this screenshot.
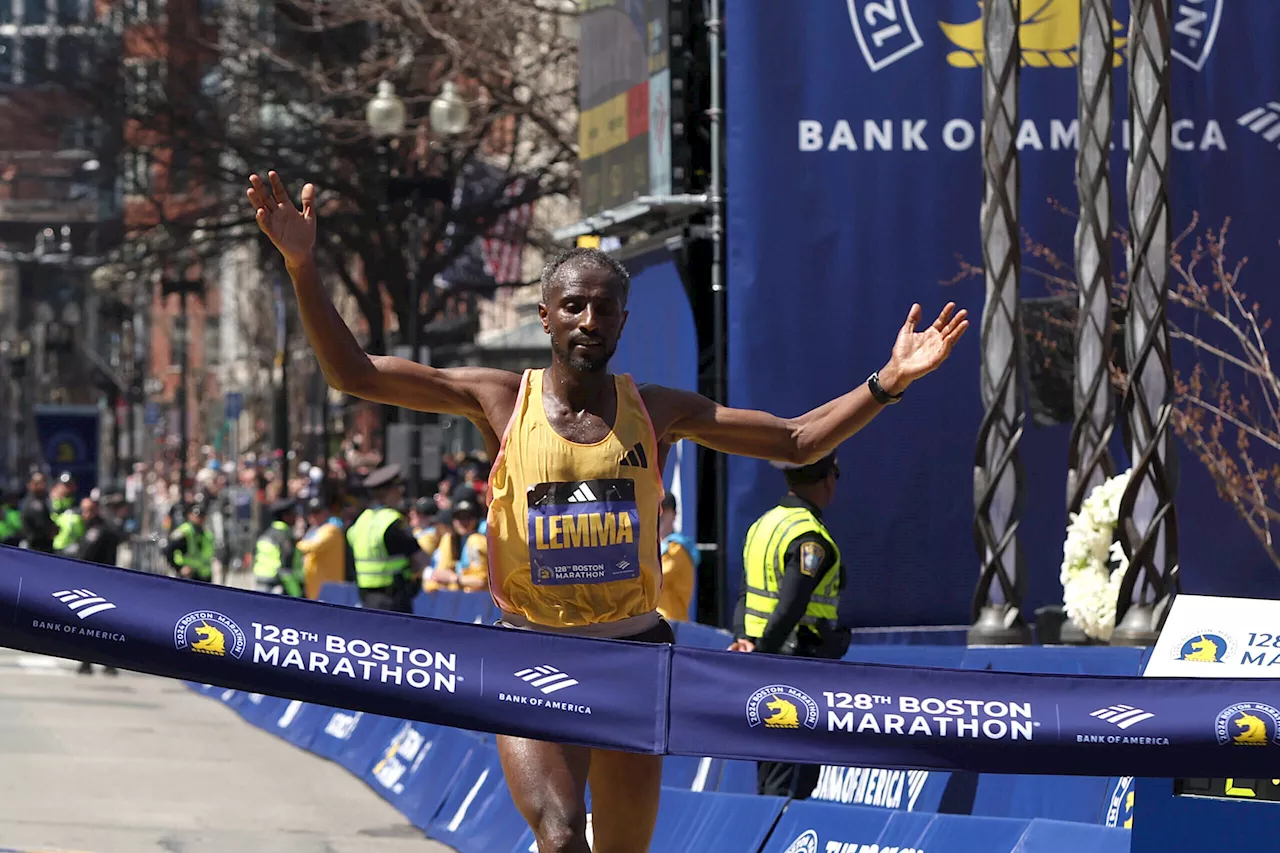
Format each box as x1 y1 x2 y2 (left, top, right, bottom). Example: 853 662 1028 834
541 265 628 373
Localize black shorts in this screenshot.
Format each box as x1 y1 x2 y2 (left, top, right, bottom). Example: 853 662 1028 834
495 617 674 644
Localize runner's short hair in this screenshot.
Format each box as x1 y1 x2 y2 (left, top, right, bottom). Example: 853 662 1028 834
540 247 630 305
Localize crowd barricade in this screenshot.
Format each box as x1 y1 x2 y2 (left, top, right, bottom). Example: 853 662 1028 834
761 800 1129 853
177 584 1146 850
304 584 1148 828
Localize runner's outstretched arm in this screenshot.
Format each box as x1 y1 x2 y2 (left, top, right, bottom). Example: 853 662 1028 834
647 302 969 464
245 171 518 423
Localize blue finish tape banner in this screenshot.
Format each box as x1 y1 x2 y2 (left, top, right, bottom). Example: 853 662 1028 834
726 0 1280 626
8 548 1280 778
0 547 669 754
666 647 1280 777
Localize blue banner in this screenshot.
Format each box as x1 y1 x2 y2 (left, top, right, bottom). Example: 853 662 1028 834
726 0 1280 626
8 549 1280 777
33 405 100 495
0 547 669 754
666 646 1280 777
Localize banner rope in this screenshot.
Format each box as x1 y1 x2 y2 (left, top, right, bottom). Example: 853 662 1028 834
3 546 1278 777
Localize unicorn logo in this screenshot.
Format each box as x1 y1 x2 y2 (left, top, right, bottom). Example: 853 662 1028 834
764 696 801 729
1177 633 1230 663
191 622 226 656
174 610 247 660
746 684 820 731
939 0 1127 69
1232 713 1270 746
1216 703 1280 748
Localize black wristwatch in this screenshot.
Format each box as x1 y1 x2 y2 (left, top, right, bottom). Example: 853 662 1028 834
867 371 904 405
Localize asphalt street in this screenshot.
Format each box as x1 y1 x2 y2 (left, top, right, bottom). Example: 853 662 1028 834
0 647 452 853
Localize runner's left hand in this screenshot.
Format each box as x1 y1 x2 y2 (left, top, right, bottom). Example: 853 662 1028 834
880 302 969 393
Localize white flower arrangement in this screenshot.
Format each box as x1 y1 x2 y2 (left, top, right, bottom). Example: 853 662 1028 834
1060 470 1133 642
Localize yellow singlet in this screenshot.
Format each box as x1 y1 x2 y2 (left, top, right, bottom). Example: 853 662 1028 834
486 369 664 631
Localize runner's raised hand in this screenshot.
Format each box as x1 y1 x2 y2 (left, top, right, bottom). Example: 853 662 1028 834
246 171 315 267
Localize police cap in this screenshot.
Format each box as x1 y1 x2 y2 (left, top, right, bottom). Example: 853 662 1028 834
413 497 436 516
57 471 76 485
362 464 403 490
452 497 479 519
771 451 839 486
305 496 326 514
188 501 208 518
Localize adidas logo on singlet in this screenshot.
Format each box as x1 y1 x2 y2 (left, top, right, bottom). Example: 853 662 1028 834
618 442 648 469
565 483 600 503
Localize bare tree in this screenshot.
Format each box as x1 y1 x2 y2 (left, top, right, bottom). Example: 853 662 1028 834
47 0 578 353
951 210 1280 571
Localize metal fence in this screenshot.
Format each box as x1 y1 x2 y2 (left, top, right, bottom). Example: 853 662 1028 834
121 535 170 576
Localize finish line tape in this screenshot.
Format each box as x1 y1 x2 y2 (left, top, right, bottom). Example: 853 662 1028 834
3 546 1279 777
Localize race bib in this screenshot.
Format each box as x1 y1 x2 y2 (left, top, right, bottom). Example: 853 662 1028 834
527 479 642 586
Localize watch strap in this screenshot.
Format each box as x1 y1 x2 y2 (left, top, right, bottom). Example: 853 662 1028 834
868 371 904 405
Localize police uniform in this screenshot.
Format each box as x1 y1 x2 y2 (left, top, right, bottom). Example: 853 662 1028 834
737 452 849 799
166 502 217 582
20 487 57 553
347 464 421 613
0 490 24 547
80 496 125 567
52 474 86 555
252 499 302 596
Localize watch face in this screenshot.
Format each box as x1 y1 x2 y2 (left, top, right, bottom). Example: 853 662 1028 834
1175 778 1280 803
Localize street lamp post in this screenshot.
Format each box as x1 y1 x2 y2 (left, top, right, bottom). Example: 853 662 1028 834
161 272 204 508
261 94 295 473
366 80 470 501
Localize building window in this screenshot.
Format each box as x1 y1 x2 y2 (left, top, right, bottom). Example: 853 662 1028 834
22 36 46 84
57 0 81 25
204 315 221 367
125 58 164 113
22 0 47 26
0 2 13 25
122 0 164 23
122 149 151 195
55 34 82 77
0 38 13 83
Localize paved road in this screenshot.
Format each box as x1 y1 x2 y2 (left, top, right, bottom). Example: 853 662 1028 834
0 648 452 853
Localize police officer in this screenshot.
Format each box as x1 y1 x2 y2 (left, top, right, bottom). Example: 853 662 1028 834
52 472 87 555
74 495 123 676
347 464 423 613
166 500 216 583
0 489 23 546
731 451 850 800
20 472 58 553
81 494 126 567
252 499 302 596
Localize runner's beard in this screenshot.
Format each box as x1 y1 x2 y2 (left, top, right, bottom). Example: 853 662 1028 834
553 339 615 373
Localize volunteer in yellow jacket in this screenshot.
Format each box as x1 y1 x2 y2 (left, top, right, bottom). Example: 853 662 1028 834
246 170 969 853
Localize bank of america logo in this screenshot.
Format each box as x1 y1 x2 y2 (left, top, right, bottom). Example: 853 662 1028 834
1091 704 1154 730
52 589 117 620
565 483 598 503
514 665 579 695
1237 103 1280 149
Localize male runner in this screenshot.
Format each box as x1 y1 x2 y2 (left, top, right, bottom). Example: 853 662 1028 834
246 170 967 853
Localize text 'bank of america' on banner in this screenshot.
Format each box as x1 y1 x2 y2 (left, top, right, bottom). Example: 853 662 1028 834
0 548 670 754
